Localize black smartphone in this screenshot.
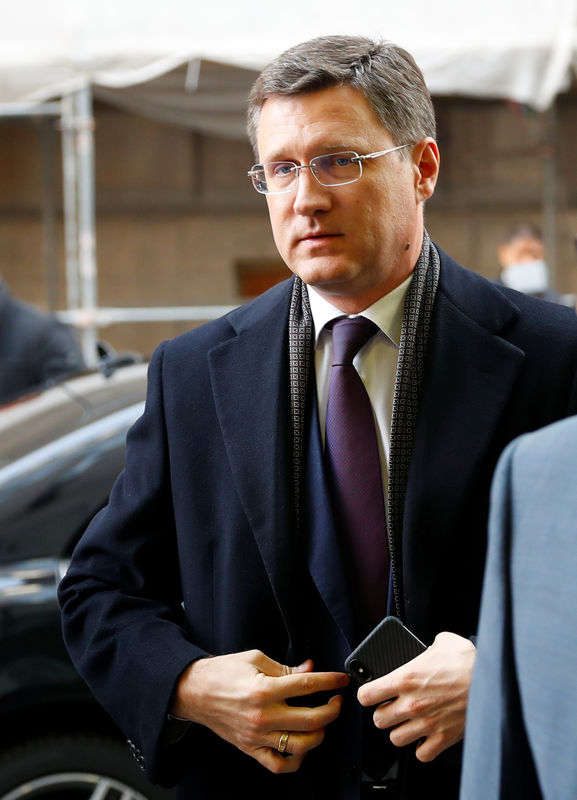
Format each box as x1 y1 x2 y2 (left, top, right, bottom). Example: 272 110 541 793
344 616 426 684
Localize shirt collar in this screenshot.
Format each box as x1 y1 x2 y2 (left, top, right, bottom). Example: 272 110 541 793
307 273 413 348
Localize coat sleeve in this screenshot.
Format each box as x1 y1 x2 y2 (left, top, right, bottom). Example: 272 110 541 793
460 438 542 800
58 342 208 786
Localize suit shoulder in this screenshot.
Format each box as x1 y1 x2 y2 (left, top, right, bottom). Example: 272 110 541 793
512 415 577 465
435 244 577 341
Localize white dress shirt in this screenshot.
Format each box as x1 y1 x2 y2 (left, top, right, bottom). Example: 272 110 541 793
307 275 412 498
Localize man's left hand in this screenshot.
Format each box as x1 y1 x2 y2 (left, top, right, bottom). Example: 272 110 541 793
357 632 476 762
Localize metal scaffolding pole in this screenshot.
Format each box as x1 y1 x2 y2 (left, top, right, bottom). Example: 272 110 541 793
40 117 59 312
60 94 80 314
57 305 238 326
541 105 558 290
59 87 99 366
75 87 99 366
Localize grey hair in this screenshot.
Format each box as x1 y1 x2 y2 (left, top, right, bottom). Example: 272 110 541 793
247 35 436 156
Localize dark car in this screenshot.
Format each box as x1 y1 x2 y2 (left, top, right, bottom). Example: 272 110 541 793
0 365 175 800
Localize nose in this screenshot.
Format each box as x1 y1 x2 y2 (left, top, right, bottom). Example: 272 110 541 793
292 166 332 216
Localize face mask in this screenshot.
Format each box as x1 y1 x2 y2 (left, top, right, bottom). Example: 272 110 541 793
501 259 550 294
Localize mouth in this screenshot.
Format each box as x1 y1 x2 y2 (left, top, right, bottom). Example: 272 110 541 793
298 232 343 245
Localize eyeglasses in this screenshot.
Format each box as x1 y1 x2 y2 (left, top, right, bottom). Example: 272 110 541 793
248 144 410 195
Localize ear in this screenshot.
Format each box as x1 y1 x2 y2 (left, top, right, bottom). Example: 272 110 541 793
413 138 440 202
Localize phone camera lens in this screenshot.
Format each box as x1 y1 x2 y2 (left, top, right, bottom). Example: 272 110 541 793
349 659 372 683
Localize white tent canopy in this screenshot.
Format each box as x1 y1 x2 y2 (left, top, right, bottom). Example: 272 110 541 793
2 0 577 134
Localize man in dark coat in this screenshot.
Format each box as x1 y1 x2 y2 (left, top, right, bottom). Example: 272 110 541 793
59 35 577 799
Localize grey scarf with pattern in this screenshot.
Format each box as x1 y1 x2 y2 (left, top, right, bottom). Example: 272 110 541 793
288 230 440 616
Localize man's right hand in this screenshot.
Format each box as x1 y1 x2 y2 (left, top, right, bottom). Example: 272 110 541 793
170 650 349 773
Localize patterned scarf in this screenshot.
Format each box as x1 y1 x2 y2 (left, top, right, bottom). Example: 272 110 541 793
288 230 440 615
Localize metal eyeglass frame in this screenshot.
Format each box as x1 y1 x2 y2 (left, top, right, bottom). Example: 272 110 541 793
248 144 410 195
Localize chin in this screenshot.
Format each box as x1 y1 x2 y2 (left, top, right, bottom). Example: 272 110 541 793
292 259 359 290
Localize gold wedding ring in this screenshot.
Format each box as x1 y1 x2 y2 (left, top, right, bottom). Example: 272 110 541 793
277 731 290 754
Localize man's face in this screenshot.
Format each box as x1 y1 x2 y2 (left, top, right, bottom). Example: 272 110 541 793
255 85 438 312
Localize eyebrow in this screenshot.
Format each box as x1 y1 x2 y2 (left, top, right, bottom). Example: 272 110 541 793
260 144 362 163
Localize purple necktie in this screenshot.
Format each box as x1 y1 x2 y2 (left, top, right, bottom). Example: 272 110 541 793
325 317 389 635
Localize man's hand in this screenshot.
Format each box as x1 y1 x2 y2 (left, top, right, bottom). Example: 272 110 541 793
171 650 349 773
357 632 476 762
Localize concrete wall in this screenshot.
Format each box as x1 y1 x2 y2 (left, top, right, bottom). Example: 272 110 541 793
1 93 576 358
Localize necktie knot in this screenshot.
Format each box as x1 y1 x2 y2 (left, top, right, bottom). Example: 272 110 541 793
331 316 379 366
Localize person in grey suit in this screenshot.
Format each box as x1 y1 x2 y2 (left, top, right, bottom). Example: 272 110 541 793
460 415 577 800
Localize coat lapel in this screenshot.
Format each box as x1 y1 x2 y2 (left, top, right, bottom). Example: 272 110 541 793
301 386 357 648
208 279 357 652
402 255 525 620
410 287 524 499
207 281 303 648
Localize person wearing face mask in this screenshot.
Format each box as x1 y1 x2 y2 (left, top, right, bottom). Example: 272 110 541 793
497 222 561 302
